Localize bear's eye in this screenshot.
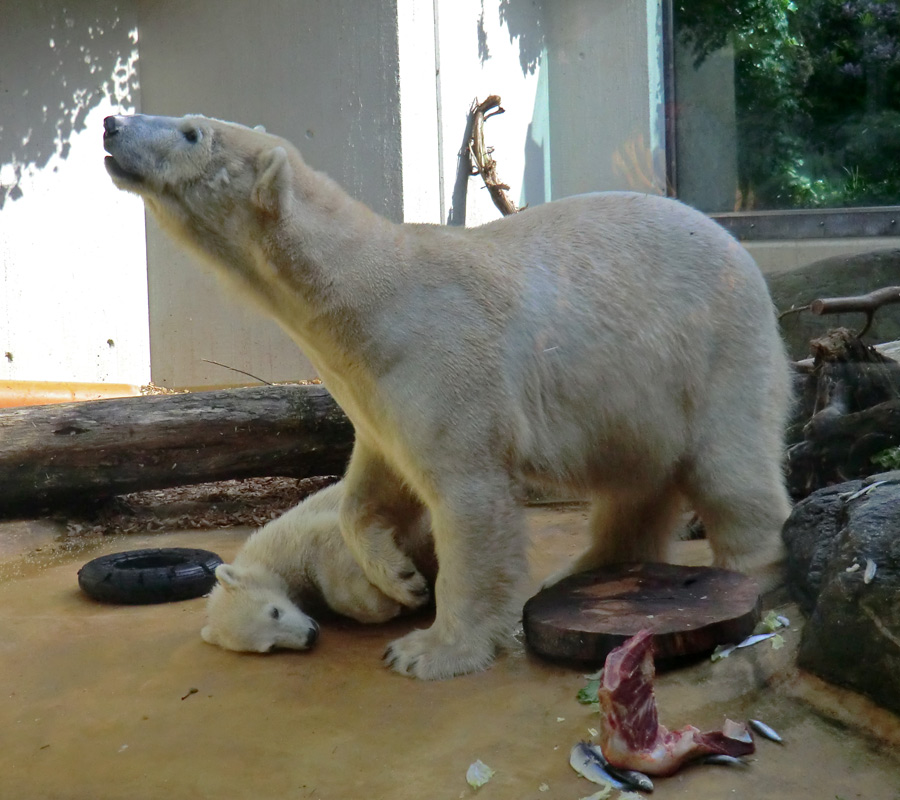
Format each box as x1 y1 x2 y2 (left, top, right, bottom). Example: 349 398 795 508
270 606 281 620
182 126 201 144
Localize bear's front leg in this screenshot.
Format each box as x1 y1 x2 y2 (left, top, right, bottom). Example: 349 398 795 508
384 474 527 679
339 440 431 609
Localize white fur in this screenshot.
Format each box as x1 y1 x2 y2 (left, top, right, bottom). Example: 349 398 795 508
106 114 792 679
201 481 433 652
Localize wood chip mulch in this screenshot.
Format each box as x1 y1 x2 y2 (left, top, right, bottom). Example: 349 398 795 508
62 475 340 537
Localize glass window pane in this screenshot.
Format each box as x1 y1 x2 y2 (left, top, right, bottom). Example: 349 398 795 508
673 0 900 212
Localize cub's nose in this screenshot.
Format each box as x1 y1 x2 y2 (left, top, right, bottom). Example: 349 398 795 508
307 621 320 647
103 116 119 138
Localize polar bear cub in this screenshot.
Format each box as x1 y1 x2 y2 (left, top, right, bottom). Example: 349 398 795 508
104 114 792 679
202 481 434 652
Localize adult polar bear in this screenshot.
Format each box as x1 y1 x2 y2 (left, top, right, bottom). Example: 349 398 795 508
103 113 791 680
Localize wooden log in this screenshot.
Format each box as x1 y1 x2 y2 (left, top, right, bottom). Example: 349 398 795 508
523 563 761 666
787 328 900 497
788 398 900 495
0 385 353 516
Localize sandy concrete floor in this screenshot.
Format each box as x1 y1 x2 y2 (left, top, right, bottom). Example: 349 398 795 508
0 505 898 800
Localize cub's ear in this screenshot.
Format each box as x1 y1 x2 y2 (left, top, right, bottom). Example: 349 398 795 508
252 146 292 217
215 564 244 591
200 625 218 645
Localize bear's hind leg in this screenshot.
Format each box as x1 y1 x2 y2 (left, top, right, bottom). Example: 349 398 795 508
683 332 792 592
541 484 684 588
685 444 790 593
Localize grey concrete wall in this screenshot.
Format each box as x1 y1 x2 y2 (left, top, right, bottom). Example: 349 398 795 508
136 0 403 388
0 0 149 384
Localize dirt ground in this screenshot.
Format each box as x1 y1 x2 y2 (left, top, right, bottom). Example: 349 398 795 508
0 502 898 800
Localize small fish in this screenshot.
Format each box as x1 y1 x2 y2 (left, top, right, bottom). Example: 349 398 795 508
844 480 886 502
570 742 654 793
864 558 877 584
736 632 776 649
749 719 784 744
702 754 749 767
608 767 654 793
570 742 630 790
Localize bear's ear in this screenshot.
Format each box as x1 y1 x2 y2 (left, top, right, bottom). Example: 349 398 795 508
252 146 292 218
215 564 243 591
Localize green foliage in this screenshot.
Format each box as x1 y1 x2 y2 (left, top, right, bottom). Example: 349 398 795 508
871 445 900 470
675 0 900 209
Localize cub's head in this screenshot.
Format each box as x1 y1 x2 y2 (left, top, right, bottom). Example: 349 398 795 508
201 563 319 653
103 113 294 256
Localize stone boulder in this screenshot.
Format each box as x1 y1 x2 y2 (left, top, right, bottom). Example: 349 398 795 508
782 473 900 715
767 248 900 360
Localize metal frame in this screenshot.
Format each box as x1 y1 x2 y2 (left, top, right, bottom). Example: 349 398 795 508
711 207 900 242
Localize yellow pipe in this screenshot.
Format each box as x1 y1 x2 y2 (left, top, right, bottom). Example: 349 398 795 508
0 380 143 408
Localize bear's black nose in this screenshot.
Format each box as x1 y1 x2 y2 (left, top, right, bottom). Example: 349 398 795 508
103 116 119 138
307 621 320 647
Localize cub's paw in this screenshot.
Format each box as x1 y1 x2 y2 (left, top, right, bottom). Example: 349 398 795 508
364 558 430 611
383 627 496 680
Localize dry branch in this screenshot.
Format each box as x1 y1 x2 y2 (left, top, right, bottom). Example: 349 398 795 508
468 95 519 216
809 286 900 336
0 385 353 516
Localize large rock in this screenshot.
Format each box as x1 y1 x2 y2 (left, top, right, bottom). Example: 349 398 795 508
767 248 900 359
782 473 900 714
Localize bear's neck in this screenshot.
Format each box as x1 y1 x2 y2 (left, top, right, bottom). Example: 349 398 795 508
247 160 426 394
286 163 404 309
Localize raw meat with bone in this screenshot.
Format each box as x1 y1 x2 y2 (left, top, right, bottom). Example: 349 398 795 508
596 629 755 776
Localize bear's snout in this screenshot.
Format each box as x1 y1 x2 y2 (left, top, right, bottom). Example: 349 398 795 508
307 620 319 647
103 115 120 139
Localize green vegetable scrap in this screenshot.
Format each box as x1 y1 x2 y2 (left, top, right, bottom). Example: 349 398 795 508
576 678 601 706
754 610 788 635
711 643 735 662
466 760 495 789
578 785 613 800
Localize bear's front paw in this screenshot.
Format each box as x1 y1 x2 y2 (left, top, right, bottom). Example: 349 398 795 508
383 628 496 680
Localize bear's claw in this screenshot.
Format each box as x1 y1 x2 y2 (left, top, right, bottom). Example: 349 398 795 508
383 628 495 680
363 559 430 610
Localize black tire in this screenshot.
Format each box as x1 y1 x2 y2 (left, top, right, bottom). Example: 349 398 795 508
78 548 223 605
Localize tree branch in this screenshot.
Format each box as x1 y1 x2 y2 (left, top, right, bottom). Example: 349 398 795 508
468 95 519 216
809 286 900 336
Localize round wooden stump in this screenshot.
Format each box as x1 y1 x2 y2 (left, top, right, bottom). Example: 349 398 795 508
523 563 761 666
